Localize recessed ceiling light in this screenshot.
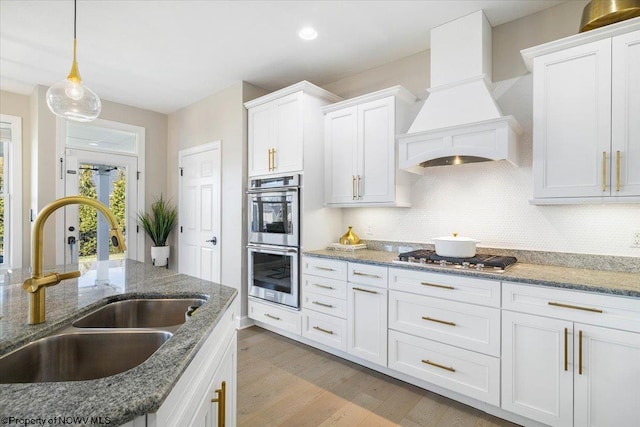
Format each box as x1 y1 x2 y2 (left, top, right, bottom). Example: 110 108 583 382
298 26 318 41
89 142 99 146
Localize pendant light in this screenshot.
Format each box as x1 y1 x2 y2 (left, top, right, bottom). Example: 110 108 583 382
46 0 101 122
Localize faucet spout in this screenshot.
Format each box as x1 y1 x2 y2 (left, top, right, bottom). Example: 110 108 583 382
23 196 126 324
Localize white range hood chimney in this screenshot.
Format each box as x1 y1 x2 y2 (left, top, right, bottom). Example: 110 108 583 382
398 10 522 172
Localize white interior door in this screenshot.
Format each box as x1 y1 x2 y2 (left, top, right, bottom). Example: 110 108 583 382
63 148 139 264
179 142 221 283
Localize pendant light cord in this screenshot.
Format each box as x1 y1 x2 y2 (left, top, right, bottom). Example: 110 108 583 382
73 0 77 39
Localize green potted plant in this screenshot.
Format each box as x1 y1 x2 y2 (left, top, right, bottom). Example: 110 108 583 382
137 194 177 267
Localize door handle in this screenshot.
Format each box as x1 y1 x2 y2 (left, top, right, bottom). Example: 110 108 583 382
206 237 217 245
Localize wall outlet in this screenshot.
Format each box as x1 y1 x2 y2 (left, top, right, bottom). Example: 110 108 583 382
366 223 374 236
633 230 640 248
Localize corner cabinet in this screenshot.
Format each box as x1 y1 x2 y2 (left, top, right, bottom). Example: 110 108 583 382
323 86 417 207
245 81 342 178
521 20 640 204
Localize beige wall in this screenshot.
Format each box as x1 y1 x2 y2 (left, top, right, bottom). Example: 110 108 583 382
324 1 640 257
167 81 268 318
0 90 32 265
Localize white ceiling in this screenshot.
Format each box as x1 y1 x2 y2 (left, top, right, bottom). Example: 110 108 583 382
0 0 566 114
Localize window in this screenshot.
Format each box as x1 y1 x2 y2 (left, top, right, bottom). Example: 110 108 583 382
0 114 22 268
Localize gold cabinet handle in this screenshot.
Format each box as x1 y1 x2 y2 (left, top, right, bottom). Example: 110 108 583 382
602 151 607 192
352 175 356 200
313 283 334 290
313 325 334 335
548 302 603 313
353 271 381 279
267 148 273 171
422 316 456 327
421 282 455 290
264 313 280 320
357 175 362 199
312 301 334 308
211 380 226 427
314 266 335 272
579 330 583 375
272 147 276 171
564 327 568 371
616 150 621 192
352 287 378 294
421 359 455 373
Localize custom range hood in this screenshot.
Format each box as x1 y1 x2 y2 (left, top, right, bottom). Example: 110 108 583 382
398 11 522 172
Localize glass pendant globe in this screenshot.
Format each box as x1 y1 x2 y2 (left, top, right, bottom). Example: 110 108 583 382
46 78 101 122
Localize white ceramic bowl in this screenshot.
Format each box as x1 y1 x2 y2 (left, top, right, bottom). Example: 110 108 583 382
433 235 480 258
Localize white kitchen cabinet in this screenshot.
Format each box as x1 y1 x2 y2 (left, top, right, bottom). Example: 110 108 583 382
522 21 640 203
208 334 237 427
323 86 416 207
246 81 341 178
502 282 640 427
347 282 388 365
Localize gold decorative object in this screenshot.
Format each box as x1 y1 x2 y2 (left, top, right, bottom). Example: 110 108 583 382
339 226 360 245
580 0 640 33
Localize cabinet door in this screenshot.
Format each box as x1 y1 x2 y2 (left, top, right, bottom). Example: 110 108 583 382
501 311 573 427
347 283 387 365
574 323 640 427
532 38 612 198
271 91 303 174
358 97 395 203
209 334 237 427
325 106 358 204
612 30 640 197
248 103 272 177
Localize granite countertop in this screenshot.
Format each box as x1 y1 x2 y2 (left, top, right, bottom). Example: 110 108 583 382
304 249 640 298
0 259 237 425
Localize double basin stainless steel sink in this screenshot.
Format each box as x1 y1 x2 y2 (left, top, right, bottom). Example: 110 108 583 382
0 298 206 384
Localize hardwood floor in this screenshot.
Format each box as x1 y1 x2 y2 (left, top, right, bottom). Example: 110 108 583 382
237 326 521 427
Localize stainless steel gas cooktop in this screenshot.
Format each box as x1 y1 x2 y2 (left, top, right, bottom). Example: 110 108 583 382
393 249 517 273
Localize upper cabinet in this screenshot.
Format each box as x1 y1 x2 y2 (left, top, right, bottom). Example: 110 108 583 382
522 19 640 204
323 86 417 207
246 81 342 178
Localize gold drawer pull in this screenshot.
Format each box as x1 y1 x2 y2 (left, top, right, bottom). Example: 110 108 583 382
313 283 335 290
264 313 281 320
422 316 456 327
579 330 583 375
211 380 226 426
315 266 335 272
564 327 568 371
312 301 334 308
421 282 455 290
548 302 603 313
421 359 455 373
313 326 334 335
352 287 378 294
352 175 357 200
353 271 381 278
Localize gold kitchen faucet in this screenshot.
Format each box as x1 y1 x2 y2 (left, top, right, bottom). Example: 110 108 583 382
22 196 126 324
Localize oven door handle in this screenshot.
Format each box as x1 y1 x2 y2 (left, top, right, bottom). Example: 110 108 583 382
248 245 298 255
247 188 299 195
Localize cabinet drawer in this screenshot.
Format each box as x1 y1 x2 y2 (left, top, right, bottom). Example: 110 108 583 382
503 282 640 333
388 330 500 406
389 268 500 307
302 291 347 319
348 263 388 288
302 256 347 281
302 309 347 352
249 298 301 335
302 274 347 299
389 290 500 357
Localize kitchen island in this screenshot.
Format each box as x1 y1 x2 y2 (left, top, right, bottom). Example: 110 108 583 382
0 259 237 426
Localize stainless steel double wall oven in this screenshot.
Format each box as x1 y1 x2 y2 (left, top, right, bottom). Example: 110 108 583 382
247 175 300 309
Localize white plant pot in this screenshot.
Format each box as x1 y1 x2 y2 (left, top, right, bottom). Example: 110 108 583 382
151 245 170 267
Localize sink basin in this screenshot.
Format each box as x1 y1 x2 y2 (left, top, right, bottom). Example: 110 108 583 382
0 331 171 383
73 298 206 328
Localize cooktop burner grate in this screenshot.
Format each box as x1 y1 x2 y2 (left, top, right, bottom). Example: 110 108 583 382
396 249 517 272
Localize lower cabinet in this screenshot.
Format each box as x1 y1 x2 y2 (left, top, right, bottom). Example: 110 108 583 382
347 282 388 365
249 297 302 335
502 282 640 427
